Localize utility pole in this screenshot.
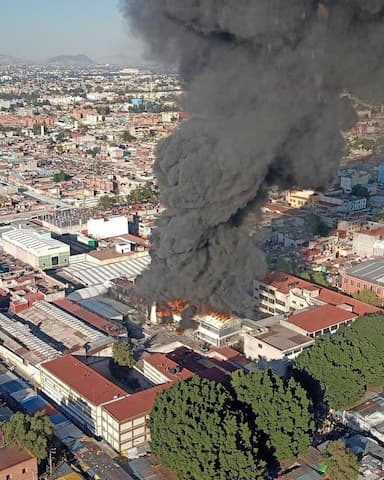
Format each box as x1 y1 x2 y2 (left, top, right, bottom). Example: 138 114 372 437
48 447 56 477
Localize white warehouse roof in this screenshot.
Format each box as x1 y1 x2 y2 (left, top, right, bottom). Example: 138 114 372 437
2 229 70 256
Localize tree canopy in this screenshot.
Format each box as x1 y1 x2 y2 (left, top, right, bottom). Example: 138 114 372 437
53 170 71 182
353 289 382 307
320 441 359 480
0 411 54 462
112 342 134 368
232 370 315 462
294 315 384 409
149 376 266 480
350 184 369 198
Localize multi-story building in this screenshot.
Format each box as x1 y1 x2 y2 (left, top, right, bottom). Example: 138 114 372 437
40 355 127 437
352 227 384 257
195 312 242 347
340 259 384 304
0 445 38 480
255 272 379 317
2 229 70 270
285 189 314 208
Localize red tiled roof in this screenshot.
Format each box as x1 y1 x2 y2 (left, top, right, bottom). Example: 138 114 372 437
263 272 319 294
288 305 357 333
41 355 126 406
316 288 380 316
144 353 194 382
357 227 384 237
103 385 169 422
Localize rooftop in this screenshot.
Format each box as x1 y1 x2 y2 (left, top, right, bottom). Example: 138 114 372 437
347 259 384 285
316 288 380 316
253 324 315 352
103 385 168 423
20 301 112 354
0 445 35 471
349 392 384 435
263 272 319 295
41 355 127 406
287 305 357 333
2 229 69 255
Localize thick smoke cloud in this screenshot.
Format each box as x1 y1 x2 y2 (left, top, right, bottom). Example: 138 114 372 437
120 0 384 313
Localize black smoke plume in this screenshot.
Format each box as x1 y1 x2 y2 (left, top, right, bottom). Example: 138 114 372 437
120 0 384 313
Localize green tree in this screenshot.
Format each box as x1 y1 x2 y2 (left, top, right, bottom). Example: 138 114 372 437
149 377 266 480
353 289 382 307
53 170 71 182
0 411 54 463
320 441 359 480
232 370 314 462
99 195 115 209
295 315 384 409
121 130 136 143
112 342 134 367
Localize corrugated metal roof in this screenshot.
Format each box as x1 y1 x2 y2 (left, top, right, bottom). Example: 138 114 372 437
63 254 150 286
2 229 69 255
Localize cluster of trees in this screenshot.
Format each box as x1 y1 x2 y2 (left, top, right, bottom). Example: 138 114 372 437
320 441 360 480
53 170 71 183
0 411 54 462
99 184 159 209
307 213 331 237
149 371 315 480
149 315 384 479
295 315 384 409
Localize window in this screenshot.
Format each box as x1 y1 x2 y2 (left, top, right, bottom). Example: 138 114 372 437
52 256 59 266
258 343 263 349
22 468 26 474
6 475 11 480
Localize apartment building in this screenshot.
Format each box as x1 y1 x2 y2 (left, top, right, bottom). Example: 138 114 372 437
255 272 379 316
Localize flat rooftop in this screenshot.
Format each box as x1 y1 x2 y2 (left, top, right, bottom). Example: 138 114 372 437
253 324 314 352
347 259 384 285
2 229 69 255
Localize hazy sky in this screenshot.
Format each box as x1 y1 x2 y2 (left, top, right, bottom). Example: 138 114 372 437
0 0 146 63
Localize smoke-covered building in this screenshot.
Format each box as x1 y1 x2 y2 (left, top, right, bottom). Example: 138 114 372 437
2 229 70 270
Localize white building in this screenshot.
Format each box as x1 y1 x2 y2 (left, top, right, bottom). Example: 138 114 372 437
87 216 128 240
2 229 70 270
195 313 242 347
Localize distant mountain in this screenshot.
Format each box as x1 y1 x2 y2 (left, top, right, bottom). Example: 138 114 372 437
47 54 95 66
0 55 24 65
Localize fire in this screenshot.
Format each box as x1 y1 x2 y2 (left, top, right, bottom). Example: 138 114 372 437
156 299 189 318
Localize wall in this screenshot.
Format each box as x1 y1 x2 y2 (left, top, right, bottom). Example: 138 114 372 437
0 457 37 480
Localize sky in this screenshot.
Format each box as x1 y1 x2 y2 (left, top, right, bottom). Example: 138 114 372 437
0 0 146 63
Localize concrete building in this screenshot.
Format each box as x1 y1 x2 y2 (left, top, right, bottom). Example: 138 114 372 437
2 229 70 270
255 272 379 317
353 227 384 257
195 312 242 347
87 216 128 240
0 445 38 480
340 170 369 193
285 189 314 208
244 322 314 363
341 259 384 303
40 355 127 437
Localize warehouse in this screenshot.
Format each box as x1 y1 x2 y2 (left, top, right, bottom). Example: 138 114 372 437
2 229 70 270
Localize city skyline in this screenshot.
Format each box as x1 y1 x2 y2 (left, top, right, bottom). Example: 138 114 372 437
0 0 146 64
